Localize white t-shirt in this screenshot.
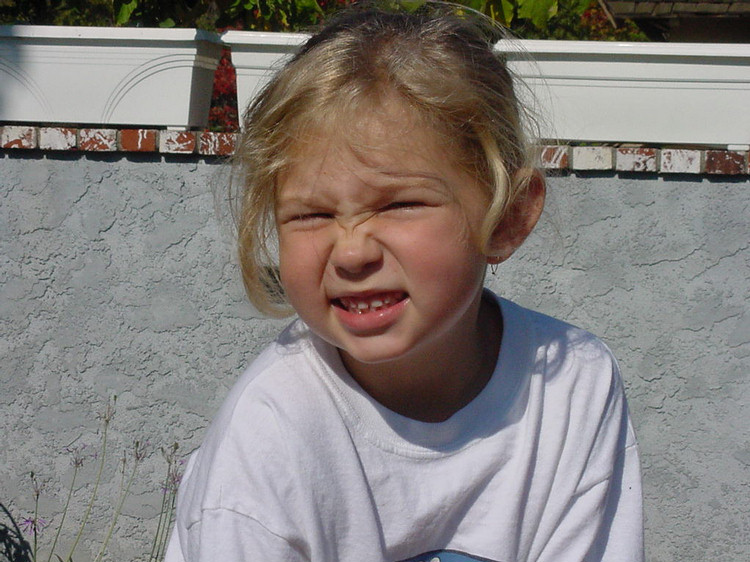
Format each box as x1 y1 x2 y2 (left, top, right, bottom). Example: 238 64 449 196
166 295 643 562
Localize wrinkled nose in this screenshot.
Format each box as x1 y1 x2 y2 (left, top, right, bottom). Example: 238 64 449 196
329 223 382 278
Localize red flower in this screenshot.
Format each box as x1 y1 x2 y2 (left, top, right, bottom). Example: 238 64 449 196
207 48 239 132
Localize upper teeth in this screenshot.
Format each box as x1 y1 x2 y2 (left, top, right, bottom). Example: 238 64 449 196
342 296 395 314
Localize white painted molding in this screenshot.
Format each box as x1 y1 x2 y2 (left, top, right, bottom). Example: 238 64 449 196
222 30 307 124
3 26 747 146
0 26 223 128
498 40 750 146
224 31 750 147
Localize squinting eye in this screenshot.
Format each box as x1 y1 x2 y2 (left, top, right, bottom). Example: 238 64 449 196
292 212 332 223
382 201 424 212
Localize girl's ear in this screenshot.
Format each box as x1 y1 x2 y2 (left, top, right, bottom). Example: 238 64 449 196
486 169 546 265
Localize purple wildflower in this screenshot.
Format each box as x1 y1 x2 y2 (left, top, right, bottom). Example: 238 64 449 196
161 459 184 494
161 468 182 494
20 517 48 536
65 443 89 468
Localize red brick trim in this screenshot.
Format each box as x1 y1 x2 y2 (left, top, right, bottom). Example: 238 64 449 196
199 131 236 156
39 127 77 150
1 126 36 149
160 131 198 154
705 150 746 175
540 146 569 170
79 129 117 152
0 126 239 157
1 125 748 175
536 145 748 175
616 148 658 173
660 149 702 174
120 129 157 152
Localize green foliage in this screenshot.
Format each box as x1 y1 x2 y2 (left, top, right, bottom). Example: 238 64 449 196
216 0 330 32
111 0 215 28
0 0 114 26
517 0 558 29
0 0 648 41
511 0 647 40
107 0 345 31
444 0 646 41
115 0 138 26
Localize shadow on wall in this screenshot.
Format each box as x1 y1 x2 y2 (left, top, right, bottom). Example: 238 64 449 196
0 503 32 562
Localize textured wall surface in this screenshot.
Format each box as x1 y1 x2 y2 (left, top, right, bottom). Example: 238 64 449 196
1 153 748 561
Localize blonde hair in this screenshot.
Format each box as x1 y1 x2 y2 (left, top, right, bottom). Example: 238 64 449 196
232 4 536 317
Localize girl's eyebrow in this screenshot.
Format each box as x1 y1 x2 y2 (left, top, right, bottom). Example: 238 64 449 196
277 173 450 204
369 167 448 182
275 193 322 207
360 172 452 192
277 181 450 210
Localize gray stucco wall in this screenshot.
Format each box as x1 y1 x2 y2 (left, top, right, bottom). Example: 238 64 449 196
1 152 748 561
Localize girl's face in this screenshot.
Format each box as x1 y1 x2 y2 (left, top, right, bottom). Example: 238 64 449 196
275 108 492 381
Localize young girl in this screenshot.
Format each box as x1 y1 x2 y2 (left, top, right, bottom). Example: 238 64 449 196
166 5 643 561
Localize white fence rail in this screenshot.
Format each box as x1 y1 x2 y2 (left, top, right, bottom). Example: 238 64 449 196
1 26 748 147
224 32 750 148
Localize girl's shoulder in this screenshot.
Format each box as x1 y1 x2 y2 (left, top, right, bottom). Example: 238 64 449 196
495 294 636 454
178 319 345 513
494 295 624 408
497 295 619 369
174 320 345 535
208 319 329 432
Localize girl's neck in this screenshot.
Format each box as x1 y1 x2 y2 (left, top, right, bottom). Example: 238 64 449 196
340 293 503 423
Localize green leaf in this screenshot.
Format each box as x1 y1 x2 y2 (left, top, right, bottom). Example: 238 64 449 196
499 0 515 25
115 0 138 26
518 0 558 29
159 17 176 28
400 1 426 13
462 0 486 12
296 0 324 15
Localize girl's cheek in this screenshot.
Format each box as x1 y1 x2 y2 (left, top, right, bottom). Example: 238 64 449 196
280 233 324 274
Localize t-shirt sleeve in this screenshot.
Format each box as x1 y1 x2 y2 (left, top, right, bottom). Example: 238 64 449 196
535 440 643 561
595 440 643 561
163 356 315 562
535 346 644 562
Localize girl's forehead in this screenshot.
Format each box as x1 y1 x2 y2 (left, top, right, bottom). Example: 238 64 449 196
274 94 483 203
288 104 456 173
281 128 451 192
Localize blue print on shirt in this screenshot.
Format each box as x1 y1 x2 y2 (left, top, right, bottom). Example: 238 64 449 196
400 550 498 562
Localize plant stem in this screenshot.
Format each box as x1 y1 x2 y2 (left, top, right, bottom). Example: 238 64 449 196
148 478 171 562
155 489 177 562
45 465 78 562
94 454 140 562
65 418 109 562
0 502 33 560
33 485 40 562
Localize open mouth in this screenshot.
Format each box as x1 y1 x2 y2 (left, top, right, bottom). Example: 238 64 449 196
333 292 408 314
